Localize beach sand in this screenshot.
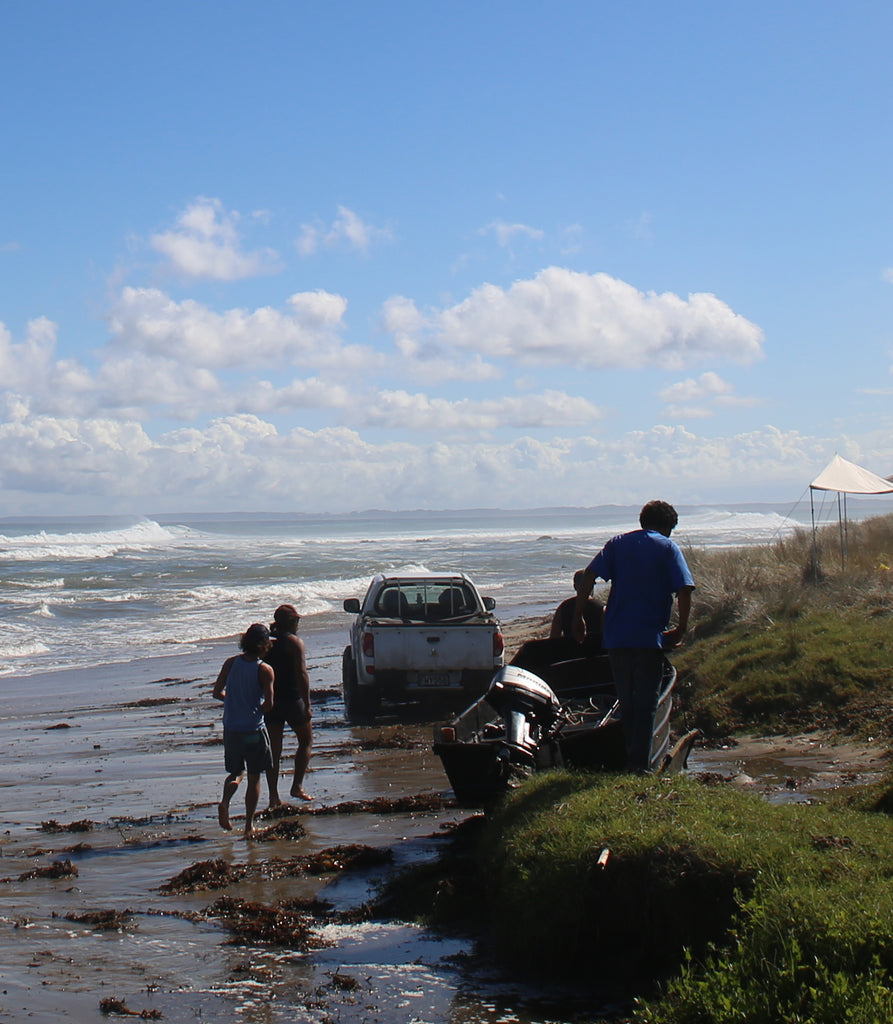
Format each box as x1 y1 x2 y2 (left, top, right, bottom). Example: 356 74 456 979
1 614 884 1022
0 615 577 1023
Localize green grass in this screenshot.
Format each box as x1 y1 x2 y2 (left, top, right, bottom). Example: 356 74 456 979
674 514 893 739
472 771 893 1021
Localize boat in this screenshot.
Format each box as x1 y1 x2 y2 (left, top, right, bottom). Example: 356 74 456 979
433 638 698 807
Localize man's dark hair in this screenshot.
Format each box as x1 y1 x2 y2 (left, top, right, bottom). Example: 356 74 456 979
639 500 678 534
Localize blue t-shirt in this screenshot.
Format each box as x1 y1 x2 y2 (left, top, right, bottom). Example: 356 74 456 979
222 655 265 731
587 529 694 649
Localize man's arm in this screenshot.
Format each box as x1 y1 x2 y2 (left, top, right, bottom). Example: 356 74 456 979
259 662 274 716
212 657 233 702
662 585 694 648
292 636 312 717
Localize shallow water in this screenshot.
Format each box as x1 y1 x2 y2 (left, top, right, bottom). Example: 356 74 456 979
0 637 615 1023
3 617 885 1023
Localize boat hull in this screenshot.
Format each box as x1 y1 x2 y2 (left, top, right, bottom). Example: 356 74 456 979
433 639 692 806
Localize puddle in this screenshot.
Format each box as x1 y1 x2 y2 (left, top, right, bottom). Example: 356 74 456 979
689 734 888 803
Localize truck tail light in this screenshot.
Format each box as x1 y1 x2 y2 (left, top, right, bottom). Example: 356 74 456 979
493 630 504 657
362 632 374 658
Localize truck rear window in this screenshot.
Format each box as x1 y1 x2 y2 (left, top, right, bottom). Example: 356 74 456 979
375 581 477 621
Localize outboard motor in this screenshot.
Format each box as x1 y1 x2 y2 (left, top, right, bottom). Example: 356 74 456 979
485 665 562 773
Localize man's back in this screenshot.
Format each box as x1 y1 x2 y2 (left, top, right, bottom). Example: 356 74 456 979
591 529 692 648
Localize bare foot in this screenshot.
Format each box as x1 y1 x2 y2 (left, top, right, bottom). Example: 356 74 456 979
291 784 313 801
267 796 282 810
218 802 233 831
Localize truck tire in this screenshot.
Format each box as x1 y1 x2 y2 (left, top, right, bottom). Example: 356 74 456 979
342 646 380 724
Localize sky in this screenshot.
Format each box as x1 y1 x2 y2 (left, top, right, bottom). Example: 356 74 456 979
2 0 893 516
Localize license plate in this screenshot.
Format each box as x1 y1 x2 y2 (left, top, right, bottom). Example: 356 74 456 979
419 672 450 687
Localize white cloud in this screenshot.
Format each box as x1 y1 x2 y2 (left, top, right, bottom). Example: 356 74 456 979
297 205 391 256
659 371 761 420
0 317 58 388
659 371 734 405
0 411 841 513
106 286 355 370
150 197 280 280
351 389 603 432
480 221 545 248
384 267 765 371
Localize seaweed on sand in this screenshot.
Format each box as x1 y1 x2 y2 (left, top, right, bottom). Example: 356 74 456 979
159 857 246 894
159 844 391 893
66 908 133 930
302 793 454 815
206 895 329 948
41 818 94 832
16 859 79 881
98 996 161 1018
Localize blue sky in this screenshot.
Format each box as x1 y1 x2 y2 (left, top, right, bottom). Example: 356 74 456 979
2 1 893 514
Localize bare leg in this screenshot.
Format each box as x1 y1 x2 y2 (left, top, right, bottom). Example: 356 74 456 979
265 720 285 808
218 772 242 830
289 722 313 800
244 773 262 837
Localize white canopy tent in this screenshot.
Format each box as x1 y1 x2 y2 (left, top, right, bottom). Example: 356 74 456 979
809 454 893 573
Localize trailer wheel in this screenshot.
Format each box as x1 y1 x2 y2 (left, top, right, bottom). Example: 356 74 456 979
342 647 380 724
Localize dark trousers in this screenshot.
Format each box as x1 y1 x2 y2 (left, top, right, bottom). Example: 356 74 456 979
607 648 666 773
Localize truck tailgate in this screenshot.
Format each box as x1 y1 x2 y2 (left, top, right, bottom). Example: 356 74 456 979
370 623 497 670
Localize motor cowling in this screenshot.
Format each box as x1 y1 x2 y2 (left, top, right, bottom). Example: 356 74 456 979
485 665 562 761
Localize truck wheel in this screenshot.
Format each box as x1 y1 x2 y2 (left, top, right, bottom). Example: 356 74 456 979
342 647 380 724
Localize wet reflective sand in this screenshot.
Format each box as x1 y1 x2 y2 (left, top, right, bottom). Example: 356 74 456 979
0 636 604 1023
2 629 883 1022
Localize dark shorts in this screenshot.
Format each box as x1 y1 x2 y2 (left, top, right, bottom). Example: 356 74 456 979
264 697 309 730
223 726 272 776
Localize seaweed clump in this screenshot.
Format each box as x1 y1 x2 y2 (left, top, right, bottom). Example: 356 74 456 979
206 895 329 948
159 858 246 894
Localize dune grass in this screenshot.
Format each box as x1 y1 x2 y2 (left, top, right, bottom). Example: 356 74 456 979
674 514 893 739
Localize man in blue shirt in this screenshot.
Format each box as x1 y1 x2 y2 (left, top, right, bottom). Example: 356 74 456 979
572 500 694 772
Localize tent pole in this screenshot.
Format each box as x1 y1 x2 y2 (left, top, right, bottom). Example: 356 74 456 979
837 491 846 571
843 491 849 569
810 487 819 581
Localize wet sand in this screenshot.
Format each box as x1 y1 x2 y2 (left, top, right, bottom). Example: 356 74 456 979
1 616 884 1022
1 618 600 1023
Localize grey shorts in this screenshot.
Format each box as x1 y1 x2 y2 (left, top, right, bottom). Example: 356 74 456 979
223 726 272 776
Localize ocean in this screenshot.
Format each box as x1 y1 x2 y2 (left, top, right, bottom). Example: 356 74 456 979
1 499 889 680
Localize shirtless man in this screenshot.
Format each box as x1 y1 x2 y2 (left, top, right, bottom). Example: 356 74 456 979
264 604 313 804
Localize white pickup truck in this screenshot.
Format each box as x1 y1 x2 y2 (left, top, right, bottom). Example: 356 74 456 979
341 571 504 722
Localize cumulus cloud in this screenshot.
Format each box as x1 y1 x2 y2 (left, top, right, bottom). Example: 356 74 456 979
384 267 765 371
0 409 838 513
151 197 280 280
350 389 603 432
297 205 391 256
0 293 371 424
0 317 58 388
106 286 357 370
659 371 761 419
